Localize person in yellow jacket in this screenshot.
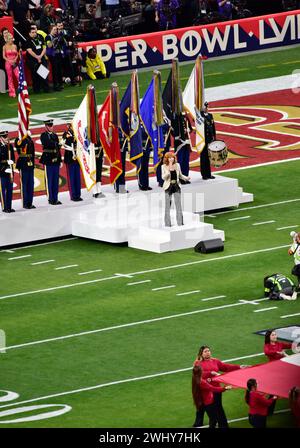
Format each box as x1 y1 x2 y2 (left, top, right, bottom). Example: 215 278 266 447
86 48 109 80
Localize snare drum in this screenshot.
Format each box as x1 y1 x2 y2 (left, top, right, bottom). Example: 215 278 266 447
208 140 228 168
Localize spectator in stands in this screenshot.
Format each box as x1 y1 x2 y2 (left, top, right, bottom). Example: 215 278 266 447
0 0 8 16
193 345 247 427
2 32 18 97
45 24 64 91
245 378 277 428
39 4 55 33
7 0 31 45
105 0 120 18
192 364 232 428
289 386 300 427
26 26 49 93
217 0 237 20
86 47 109 80
28 0 42 21
155 0 179 30
264 329 292 362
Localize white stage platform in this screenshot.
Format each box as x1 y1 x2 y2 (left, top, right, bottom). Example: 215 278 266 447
0 173 253 252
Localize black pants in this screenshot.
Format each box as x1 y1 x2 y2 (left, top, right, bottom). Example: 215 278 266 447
200 145 212 178
49 55 63 88
138 147 151 188
249 414 267 428
115 149 127 192
193 394 228 428
28 60 49 93
96 152 103 183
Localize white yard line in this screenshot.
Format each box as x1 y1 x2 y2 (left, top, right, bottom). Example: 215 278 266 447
127 280 151 286
239 298 269 305
78 269 103 276
228 216 250 221
3 299 267 352
253 307 278 313
0 245 290 301
31 260 55 266
176 290 201 296
8 255 31 261
217 157 300 174
211 198 300 216
277 225 298 231
1 249 15 253
252 221 275 226
0 352 265 410
201 295 226 302
114 273 134 278
55 265 78 271
4 237 78 251
152 285 176 291
280 312 300 319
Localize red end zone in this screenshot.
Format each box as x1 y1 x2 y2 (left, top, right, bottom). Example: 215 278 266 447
11 88 300 198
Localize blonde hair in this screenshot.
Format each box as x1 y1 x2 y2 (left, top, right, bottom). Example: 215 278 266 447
163 152 177 165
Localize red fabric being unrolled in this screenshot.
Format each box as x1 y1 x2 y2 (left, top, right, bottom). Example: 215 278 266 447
214 354 300 399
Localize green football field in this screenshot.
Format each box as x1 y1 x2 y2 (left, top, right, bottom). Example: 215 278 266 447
0 45 300 120
0 160 299 428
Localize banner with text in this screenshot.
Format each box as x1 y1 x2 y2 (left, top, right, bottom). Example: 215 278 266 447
77 10 300 74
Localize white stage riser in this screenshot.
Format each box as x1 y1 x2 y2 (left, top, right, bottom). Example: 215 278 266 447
0 173 252 249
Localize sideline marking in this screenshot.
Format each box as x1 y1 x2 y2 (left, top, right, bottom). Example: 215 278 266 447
253 220 275 226
257 64 276 68
4 298 268 352
277 225 298 231
201 295 226 302
253 307 278 313
0 352 265 410
152 285 175 291
114 273 134 279
127 280 151 286
78 269 102 276
176 290 201 296
4 237 78 251
228 216 250 221
281 312 300 319
210 199 300 216
0 245 290 301
8 255 31 261
55 265 78 271
31 260 55 266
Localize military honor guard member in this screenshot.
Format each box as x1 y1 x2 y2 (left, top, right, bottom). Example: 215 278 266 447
92 143 105 198
61 123 82 202
0 130 15 213
40 119 62 205
138 134 152 191
14 132 36 209
200 101 216 180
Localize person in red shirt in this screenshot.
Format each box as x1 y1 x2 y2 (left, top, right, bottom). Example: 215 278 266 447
193 345 247 427
245 378 277 428
289 386 300 427
264 329 292 362
192 364 232 428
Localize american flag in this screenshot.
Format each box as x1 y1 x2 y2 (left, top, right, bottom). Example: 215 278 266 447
18 52 31 140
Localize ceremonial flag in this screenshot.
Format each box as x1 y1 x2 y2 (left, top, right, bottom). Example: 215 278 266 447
18 51 31 140
163 59 190 155
98 83 123 184
183 55 206 153
140 71 164 169
72 86 97 191
120 70 143 172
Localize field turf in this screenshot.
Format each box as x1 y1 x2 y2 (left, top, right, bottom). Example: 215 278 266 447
0 159 299 427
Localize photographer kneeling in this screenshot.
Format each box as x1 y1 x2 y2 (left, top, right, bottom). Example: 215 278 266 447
86 47 109 80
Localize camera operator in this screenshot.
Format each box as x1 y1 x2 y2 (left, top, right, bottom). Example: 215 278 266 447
45 24 64 91
86 47 109 80
56 20 77 85
155 0 180 30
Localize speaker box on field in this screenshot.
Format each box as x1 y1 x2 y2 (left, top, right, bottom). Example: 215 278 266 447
194 239 224 254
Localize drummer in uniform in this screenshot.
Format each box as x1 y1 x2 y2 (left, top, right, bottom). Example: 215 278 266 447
200 101 215 180
15 132 36 209
40 119 62 205
0 130 15 213
61 123 82 202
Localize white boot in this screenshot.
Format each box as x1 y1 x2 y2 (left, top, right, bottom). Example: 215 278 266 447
93 182 105 198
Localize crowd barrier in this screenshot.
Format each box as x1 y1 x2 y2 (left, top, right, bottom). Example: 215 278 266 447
77 9 300 74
